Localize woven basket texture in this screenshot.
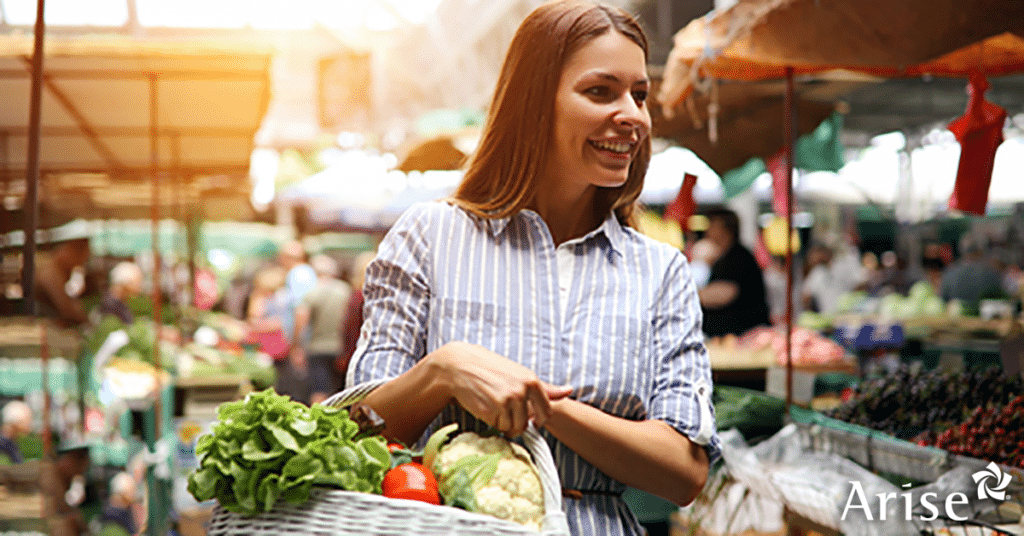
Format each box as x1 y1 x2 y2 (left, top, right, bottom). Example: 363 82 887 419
205 379 571 535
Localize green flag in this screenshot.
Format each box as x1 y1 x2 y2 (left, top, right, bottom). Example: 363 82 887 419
722 157 767 199
795 112 844 173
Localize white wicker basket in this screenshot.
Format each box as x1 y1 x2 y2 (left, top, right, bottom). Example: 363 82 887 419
206 380 571 536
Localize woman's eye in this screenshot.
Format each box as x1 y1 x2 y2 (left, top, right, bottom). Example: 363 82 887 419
632 90 648 103
585 86 610 98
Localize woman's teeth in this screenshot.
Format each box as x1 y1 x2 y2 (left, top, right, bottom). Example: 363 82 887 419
591 140 632 153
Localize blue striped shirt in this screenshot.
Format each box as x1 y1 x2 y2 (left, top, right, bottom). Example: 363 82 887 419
348 201 720 536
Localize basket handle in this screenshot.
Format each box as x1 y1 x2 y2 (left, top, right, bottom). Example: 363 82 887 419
321 380 571 536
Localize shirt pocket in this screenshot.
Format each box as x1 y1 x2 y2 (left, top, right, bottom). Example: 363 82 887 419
431 297 510 347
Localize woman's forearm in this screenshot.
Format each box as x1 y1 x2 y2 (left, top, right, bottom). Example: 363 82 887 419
543 398 709 506
360 350 454 446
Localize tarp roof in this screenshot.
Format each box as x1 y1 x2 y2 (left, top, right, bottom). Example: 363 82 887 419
0 35 272 178
0 35 272 224
658 0 1024 114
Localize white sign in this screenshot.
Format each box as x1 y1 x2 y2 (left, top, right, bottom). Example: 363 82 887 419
841 462 1012 522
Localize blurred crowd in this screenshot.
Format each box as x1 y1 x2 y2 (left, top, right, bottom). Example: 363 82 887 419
220 241 376 405
684 207 1024 340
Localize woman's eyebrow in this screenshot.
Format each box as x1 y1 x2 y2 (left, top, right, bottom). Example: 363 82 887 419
583 71 649 85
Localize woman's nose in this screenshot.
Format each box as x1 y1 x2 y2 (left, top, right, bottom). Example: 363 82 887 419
615 97 650 137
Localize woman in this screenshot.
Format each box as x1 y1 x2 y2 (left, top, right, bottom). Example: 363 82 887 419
348 2 719 534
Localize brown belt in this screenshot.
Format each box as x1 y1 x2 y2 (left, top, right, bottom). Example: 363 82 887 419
562 488 624 500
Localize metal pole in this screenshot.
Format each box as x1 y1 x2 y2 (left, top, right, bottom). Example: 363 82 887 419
784 66 795 413
147 72 166 536
22 0 46 316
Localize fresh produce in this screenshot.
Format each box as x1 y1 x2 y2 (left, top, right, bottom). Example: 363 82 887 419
422 424 545 531
713 386 786 441
186 389 391 515
738 326 848 366
825 365 1024 438
383 462 441 504
920 395 1024 468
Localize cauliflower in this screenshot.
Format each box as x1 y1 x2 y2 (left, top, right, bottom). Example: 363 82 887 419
424 424 545 531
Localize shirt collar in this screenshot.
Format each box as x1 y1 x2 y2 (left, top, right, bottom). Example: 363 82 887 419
485 209 625 256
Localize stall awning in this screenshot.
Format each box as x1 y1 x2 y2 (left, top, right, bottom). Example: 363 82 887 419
658 0 1024 114
0 36 272 225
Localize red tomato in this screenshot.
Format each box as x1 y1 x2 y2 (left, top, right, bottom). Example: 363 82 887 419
382 462 440 505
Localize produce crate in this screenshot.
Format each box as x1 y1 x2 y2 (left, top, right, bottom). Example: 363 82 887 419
789 407 958 482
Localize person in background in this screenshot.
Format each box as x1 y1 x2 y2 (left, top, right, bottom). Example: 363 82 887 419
864 250 913 297
292 255 352 404
940 234 1004 310
801 241 869 314
247 267 306 401
0 400 32 465
98 472 138 536
763 255 791 324
32 237 91 327
349 3 717 534
99 262 143 324
278 240 318 336
337 251 375 384
685 237 719 289
698 206 770 337
41 445 91 536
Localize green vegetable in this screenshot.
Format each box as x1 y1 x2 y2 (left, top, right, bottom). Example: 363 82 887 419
186 389 390 515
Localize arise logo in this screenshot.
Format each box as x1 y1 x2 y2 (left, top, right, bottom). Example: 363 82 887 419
841 463 1013 522
973 462 1012 501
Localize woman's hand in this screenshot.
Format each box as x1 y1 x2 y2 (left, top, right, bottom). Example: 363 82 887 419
435 342 572 437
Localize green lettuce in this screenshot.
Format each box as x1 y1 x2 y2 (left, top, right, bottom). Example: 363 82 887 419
186 389 389 515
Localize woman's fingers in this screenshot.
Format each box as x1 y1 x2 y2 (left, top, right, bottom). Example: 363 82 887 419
507 396 529 437
441 342 573 435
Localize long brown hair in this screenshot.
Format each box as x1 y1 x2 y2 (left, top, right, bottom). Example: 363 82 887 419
451 0 651 228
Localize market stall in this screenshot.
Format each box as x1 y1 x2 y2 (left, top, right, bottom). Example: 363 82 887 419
1 31 273 536
657 0 1024 533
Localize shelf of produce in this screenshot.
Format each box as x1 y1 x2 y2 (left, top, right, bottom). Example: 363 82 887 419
175 373 251 419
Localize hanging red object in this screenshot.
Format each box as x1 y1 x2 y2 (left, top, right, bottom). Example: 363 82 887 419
767 148 790 216
947 73 1007 215
664 173 699 231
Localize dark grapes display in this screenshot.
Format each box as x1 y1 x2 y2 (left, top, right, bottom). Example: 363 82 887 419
824 365 1024 457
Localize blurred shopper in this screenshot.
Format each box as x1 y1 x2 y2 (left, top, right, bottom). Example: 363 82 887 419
99 262 143 324
685 237 719 289
802 241 868 313
911 243 946 295
41 445 91 536
0 400 32 465
278 240 317 335
941 234 1004 309
864 250 913 297
32 236 91 327
763 255 792 324
292 255 352 404
247 267 307 401
337 251 375 384
698 206 770 337
98 472 138 536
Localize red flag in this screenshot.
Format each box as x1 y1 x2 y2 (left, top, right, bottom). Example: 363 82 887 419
947 73 1007 216
754 228 772 270
767 149 790 216
664 173 698 231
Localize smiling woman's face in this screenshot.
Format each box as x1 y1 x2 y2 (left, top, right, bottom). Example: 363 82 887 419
545 29 651 197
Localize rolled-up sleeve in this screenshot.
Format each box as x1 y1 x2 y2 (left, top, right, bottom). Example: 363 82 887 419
346 204 433 387
647 252 722 465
